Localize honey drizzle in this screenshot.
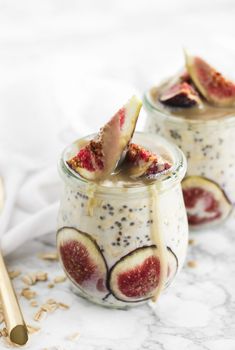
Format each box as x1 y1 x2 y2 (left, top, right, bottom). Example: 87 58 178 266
86 183 98 216
149 184 168 302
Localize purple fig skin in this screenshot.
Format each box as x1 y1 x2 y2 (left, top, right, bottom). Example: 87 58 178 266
57 227 109 296
182 176 232 228
160 82 201 108
107 245 178 303
67 96 142 181
185 54 235 107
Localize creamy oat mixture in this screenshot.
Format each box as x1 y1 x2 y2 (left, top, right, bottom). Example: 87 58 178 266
57 133 188 308
144 86 235 228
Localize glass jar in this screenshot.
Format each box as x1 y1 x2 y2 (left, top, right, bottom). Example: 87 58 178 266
57 132 188 309
144 92 235 229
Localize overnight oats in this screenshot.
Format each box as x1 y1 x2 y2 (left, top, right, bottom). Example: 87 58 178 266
57 96 188 309
144 53 235 229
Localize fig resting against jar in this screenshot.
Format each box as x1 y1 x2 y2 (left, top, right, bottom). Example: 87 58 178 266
57 96 188 309
144 52 235 229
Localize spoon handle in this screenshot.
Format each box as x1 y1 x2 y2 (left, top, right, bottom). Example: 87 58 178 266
0 251 28 345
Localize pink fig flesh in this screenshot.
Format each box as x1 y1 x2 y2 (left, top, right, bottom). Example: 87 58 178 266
108 246 178 302
159 82 201 108
67 96 142 180
182 176 232 227
117 255 160 298
124 143 171 178
185 54 235 107
57 227 108 296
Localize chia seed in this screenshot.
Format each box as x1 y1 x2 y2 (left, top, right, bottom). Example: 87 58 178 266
115 221 122 228
169 129 181 140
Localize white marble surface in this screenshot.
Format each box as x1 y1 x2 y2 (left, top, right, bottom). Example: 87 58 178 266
1 0 235 349
2 224 235 350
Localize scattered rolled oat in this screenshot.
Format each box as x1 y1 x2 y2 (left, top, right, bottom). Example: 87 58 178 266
187 260 198 268
9 270 21 280
40 301 54 316
34 309 46 322
21 287 37 300
66 332 80 341
0 327 8 337
41 302 58 313
48 283 55 289
22 273 37 286
30 300 38 308
46 299 57 304
34 299 69 322
38 252 58 261
0 312 4 324
58 302 69 310
27 325 41 334
22 271 48 285
36 271 48 282
53 275 66 284
189 239 195 245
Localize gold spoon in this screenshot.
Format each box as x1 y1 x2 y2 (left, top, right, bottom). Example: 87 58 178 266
0 252 28 345
0 177 28 345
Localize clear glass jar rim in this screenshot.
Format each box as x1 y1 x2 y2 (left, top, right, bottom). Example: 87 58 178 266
143 90 235 127
58 131 186 196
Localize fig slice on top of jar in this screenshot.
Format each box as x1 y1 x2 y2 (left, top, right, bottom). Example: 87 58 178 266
144 51 235 229
57 95 188 309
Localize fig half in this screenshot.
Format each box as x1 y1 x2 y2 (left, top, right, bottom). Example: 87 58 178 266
67 96 142 180
108 245 178 303
124 143 171 179
57 227 108 296
185 53 235 107
159 81 201 108
182 176 232 227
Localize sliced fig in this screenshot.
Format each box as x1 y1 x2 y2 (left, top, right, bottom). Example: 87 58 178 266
124 143 171 179
108 245 178 303
159 81 201 108
185 53 235 107
182 176 232 227
57 227 108 296
67 96 142 180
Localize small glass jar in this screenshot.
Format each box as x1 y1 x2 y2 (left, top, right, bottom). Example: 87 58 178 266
57 132 188 309
144 92 235 229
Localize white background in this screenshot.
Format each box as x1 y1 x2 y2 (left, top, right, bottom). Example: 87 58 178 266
1 0 235 163
1 1 235 349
